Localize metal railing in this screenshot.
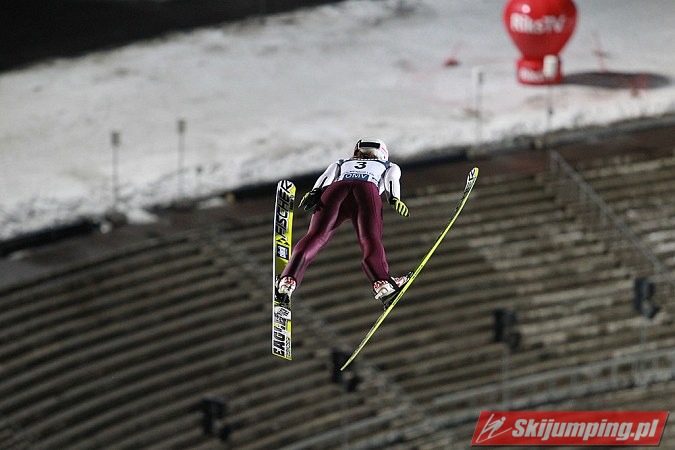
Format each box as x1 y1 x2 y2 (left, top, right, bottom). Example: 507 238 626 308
432 347 675 426
428 152 675 428
548 150 675 298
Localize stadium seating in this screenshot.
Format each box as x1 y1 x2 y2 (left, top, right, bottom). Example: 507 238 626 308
1 149 673 449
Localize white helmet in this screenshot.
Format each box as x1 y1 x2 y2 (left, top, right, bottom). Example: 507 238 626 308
354 138 388 161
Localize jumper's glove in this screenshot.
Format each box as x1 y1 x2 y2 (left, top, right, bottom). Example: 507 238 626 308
390 197 409 217
299 188 322 211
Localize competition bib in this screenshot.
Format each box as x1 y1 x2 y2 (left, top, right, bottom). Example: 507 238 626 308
337 159 389 185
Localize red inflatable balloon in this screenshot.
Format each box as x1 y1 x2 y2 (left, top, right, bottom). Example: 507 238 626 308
503 0 577 85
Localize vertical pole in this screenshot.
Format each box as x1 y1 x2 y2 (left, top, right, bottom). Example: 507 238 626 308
542 55 558 148
111 131 121 212
592 32 608 72
546 85 553 135
501 345 510 410
639 317 647 384
472 66 484 151
177 119 186 199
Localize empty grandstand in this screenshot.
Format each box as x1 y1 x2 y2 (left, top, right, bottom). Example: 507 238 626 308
1 121 674 449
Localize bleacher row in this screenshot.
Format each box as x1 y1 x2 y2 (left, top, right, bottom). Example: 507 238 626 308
0 148 673 449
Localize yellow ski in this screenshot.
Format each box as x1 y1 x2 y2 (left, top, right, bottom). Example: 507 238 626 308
272 180 296 360
341 167 478 370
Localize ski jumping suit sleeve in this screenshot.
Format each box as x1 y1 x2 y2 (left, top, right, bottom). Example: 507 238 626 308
281 159 401 288
312 160 342 189
381 163 402 201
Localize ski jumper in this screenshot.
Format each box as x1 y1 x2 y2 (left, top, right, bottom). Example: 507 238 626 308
281 158 403 287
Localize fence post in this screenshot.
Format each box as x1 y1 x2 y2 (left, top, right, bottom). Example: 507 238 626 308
111 131 121 212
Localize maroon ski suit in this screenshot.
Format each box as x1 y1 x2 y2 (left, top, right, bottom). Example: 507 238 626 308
281 157 403 288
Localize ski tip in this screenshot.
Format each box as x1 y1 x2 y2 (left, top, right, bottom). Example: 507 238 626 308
340 354 358 371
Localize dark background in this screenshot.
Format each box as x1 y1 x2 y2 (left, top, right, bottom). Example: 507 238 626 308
0 0 343 71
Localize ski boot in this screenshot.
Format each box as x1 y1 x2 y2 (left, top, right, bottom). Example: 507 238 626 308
275 276 296 306
373 273 410 310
